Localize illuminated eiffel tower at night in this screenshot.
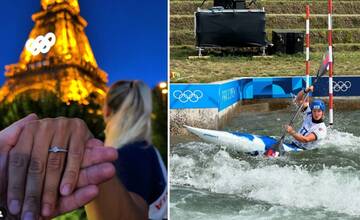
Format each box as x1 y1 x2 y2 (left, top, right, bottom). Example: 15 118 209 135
0 0 108 104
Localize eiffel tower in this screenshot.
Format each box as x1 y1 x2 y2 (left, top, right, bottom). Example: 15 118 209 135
0 0 108 105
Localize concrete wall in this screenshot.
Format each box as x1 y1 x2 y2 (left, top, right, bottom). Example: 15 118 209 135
170 108 219 135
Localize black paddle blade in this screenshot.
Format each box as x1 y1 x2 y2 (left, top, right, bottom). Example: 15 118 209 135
317 51 331 78
275 138 285 154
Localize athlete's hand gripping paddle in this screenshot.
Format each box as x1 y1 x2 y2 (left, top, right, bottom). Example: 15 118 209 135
266 51 331 157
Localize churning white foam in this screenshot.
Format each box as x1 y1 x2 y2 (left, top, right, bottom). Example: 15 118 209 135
171 142 360 216
317 128 360 152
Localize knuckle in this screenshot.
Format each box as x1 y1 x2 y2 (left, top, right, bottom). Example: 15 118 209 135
40 118 55 130
28 158 44 174
47 154 62 170
69 150 83 162
9 184 23 195
27 120 39 128
40 118 53 123
72 118 92 140
23 121 38 134
56 116 67 121
64 170 78 181
9 153 28 168
72 118 84 127
72 118 87 132
56 117 69 130
43 186 58 200
25 195 39 208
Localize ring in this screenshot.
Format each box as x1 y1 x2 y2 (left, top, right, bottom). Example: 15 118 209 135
48 146 68 153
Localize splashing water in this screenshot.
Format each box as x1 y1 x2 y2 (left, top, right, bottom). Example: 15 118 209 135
171 110 360 219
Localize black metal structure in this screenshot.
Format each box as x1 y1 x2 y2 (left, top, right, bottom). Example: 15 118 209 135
195 9 267 48
272 30 305 54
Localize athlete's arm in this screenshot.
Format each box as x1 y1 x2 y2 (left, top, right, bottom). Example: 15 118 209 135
285 125 317 143
290 132 317 143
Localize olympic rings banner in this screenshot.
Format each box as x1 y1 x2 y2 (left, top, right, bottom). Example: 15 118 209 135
170 76 360 110
170 84 219 109
313 76 359 97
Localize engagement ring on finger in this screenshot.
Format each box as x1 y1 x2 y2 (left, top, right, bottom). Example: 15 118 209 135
48 146 68 153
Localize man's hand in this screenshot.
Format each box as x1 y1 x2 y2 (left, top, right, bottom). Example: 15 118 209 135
0 114 38 154
0 114 39 217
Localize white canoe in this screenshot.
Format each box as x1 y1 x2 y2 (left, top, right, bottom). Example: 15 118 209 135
184 125 303 153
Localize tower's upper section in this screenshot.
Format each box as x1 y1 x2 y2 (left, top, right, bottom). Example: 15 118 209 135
41 0 80 14
5 0 107 84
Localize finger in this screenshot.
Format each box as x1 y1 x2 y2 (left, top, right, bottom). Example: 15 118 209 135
60 119 88 196
0 153 8 207
85 138 104 149
21 120 54 220
7 123 36 215
77 162 115 188
0 114 38 208
81 146 118 168
50 185 99 218
41 119 70 217
0 113 38 154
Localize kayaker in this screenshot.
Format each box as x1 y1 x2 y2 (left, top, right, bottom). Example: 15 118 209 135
285 85 327 150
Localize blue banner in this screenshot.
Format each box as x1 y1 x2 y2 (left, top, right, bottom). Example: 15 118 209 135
313 76 360 97
170 76 360 110
218 80 241 110
170 84 219 109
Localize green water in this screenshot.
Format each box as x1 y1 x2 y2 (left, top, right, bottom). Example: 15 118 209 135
170 109 360 220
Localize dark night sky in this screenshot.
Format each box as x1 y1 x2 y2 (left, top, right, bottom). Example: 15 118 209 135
0 0 168 88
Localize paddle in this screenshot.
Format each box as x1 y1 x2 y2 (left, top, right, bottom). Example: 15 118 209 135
268 52 331 156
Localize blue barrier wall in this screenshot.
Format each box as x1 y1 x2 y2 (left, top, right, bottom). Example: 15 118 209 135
170 76 359 110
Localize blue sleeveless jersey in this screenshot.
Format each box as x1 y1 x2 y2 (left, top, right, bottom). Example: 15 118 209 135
114 141 167 205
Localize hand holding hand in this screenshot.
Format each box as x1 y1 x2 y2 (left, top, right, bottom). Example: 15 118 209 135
1 116 118 220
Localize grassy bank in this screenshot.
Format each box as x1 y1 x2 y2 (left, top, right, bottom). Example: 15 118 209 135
170 47 360 83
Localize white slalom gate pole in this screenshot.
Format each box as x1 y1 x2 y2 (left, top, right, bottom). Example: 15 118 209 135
328 0 334 126
305 5 310 87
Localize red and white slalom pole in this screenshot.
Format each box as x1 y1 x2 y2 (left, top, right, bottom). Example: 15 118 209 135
305 5 310 87
328 0 334 126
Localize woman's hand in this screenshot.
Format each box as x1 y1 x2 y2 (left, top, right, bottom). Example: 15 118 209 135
296 85 314 106
304 85 314 94
47 138 118 218
4 117 117 220
6 117 90 219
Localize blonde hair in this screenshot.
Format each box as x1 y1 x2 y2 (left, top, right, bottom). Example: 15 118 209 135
104 80 152 148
